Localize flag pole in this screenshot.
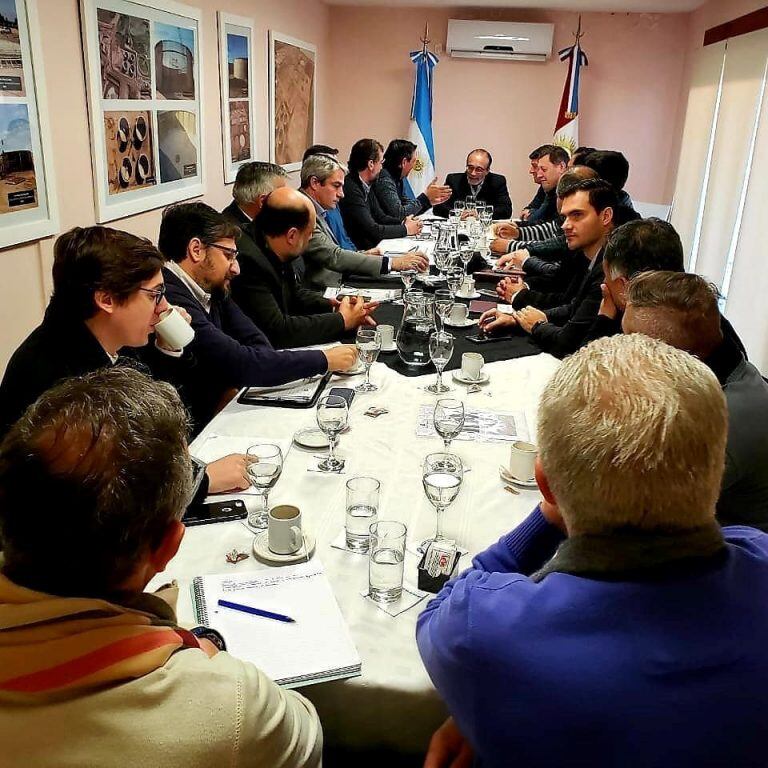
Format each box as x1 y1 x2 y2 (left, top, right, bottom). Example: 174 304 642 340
420 22 430 54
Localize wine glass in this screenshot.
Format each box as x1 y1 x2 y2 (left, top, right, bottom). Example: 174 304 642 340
400 269 417 293
434 248 450 280
420 452 463 553
446 267 464 299
355 327 381 392
464 198 477 217
316 395 349 472
433 398 465 453
246 443 284 529
480 205 494 229
454 200 465 215
426 330 454 394
434 289 453 332
459 246 473 275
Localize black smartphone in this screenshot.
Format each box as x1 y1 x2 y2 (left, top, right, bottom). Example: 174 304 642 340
183 499 247 526
466 333 513 345
328 387 355 407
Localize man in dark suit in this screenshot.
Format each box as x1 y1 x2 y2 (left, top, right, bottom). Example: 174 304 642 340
158 202 357 431
479 179 617 359
232 187 374 348
222 161 288 231
432 149 512 220
339 138 422 250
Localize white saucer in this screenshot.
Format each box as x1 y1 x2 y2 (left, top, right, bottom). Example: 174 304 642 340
335 363 365 376
455 291 481 300
293 427 329 450
498 466 538 489
380 343 398 353
453 370 490 385
444 318 478 329
252 530 316 565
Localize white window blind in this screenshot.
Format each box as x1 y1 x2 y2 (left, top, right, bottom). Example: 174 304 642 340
670 42 726 266
693 30 768 287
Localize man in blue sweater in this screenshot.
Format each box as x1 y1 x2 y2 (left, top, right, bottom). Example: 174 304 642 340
417 333 768 768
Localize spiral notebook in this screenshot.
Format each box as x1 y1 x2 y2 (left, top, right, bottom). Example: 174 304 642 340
191 561 361 689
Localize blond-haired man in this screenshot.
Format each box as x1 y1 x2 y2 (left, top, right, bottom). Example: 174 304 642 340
623 271 768 531
417 334 768 768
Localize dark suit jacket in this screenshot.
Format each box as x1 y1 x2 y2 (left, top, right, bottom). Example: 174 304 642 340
511 250 603 359
163 267 327 430
229 226 346 349
339 173 407 250
0 303 194 438
432 172 512 220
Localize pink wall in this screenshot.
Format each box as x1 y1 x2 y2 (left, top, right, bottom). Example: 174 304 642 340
325 6 691 214
0 0 331 372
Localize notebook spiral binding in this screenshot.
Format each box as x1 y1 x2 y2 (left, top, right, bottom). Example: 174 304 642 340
191 577 209 625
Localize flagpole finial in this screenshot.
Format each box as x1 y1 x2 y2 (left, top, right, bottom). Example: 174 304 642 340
420 21 430 53
574 14 584 43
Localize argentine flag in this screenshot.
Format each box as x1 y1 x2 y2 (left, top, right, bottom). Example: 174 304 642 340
403 49 438 199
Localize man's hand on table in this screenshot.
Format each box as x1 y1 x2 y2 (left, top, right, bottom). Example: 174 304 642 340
338 295 377 329
365 247 382 256
324 345 358 372
479 308 517 334
515 306 547 334
404 215 423 236
206 454 250 493
497 249 530 270
492 222 519 239
490 238 511 255
496 276 526 302
424 717 474 768
392 252 429 273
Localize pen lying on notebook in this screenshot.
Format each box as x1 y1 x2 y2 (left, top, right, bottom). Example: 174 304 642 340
217 599 295 623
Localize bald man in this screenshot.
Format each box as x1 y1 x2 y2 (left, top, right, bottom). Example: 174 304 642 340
231 186 374 349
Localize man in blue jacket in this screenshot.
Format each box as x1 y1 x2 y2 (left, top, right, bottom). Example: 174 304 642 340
417 333 768 768
158 202 356 432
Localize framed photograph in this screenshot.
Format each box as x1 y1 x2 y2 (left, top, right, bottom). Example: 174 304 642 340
218 12 256 184
80 0 204 223
0 0 59 249
268 31 316 172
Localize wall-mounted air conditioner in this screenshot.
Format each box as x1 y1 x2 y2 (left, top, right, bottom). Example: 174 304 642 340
446 20 554 62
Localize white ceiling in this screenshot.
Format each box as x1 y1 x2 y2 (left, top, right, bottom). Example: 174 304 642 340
323 0 706 11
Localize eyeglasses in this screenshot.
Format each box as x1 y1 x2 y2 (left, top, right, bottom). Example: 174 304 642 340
466 165 489 174
138 284 166 305
208 243 239 262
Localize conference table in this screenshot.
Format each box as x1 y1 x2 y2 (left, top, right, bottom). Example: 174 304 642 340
150 350 561 757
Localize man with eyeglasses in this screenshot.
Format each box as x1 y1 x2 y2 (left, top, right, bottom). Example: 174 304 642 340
159 202 357 431
432 149 512 220
0 226 251 497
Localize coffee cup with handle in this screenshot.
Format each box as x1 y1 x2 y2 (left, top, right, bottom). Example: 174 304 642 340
449 304 469 324
268 504 303 555
507 441 537 482
461 352 484 381
154 306 195 350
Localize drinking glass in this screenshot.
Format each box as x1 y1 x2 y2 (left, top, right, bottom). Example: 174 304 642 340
369 521 407 602
346 476 380 553
454 200 466 214
446 267 464 299
459 246 473 275
448 208 461 226
420 452 463 553
464 198 477 217
426 330 454 394
316 395 349 472
355 327 381 392
400 269 417 292
434 289 453 332
434 248 450 279
480 205 494 229
433 398 465 453
246 443 284 529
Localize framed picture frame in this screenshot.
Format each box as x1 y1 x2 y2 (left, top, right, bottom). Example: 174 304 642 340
79 0 204 224
218 12 256 185
0 0 59 249
268 31 316 173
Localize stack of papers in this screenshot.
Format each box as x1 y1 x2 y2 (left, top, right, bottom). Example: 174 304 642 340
416 404 529 443
325 286 402 302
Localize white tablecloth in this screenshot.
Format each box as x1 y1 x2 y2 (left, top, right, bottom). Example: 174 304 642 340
150 353 560 753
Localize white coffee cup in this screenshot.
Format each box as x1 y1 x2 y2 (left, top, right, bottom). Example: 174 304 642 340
449 304 469 324
508 441 537 482
268 504 303 555
461 352 484 380
461 276 475 296
154 306 195 350
378 324 395 348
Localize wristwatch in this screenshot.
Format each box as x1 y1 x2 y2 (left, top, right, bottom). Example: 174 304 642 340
190 625 227 651
531 319 546 334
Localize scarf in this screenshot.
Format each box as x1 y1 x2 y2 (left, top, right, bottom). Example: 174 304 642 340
0 574 199 696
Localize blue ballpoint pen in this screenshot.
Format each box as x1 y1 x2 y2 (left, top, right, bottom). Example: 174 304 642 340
217 599 296 623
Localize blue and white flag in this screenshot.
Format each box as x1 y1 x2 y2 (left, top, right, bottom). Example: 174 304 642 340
403 48 438 199
553 40 588 156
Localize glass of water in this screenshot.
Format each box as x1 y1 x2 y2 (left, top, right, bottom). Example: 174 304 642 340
459 246 473 275
426 330 454 394
420 452 463 553
400 268 417 293
355 327 381 392
434 289 453 332
369 521 407 603
434 397 465 453
316 395 349 472
246 443 284 529
346 476 380 553
446 267 464 299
